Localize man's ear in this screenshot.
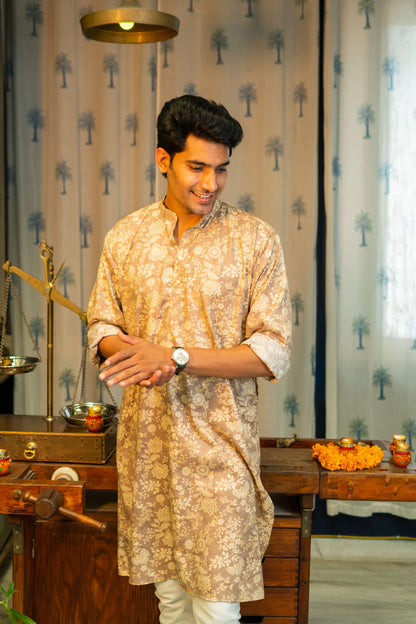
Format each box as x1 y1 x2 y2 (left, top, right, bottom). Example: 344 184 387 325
155 147 171 175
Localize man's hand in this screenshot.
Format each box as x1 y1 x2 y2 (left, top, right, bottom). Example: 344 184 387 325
98 331 176 389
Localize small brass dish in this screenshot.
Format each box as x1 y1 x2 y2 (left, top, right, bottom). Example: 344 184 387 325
0 356 40 375
59 402 118 427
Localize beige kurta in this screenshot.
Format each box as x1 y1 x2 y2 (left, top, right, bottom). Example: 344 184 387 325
88 200 291 602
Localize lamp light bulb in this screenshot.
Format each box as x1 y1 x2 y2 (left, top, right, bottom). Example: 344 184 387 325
119 21 134 30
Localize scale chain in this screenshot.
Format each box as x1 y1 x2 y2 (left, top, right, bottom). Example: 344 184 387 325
0 272 11 357
71 324 88 405
9 279 42 361
71 324 117 408
105 379 117 405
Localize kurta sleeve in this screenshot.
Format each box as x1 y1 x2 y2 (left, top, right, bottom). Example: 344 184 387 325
242 227 291 381
87 232 126 367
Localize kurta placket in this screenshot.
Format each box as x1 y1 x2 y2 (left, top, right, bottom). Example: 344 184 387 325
171 228 188 335
87 200 292 603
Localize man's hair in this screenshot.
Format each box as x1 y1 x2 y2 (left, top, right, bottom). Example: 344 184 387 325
157 95 243 158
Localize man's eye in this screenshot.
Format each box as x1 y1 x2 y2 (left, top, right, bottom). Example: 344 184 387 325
217 168 227 174
190 166 203 171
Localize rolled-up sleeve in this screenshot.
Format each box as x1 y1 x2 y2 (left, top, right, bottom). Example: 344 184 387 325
242 229 291 381
87 234 126 367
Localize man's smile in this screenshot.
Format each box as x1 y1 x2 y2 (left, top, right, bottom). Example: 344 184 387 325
192 191 214 201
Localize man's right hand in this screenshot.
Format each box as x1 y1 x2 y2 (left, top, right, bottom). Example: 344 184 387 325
98 331 176 389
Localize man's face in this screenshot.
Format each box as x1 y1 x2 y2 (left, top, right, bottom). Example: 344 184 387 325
155 134 230 219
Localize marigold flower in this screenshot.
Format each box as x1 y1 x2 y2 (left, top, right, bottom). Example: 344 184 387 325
312 442 384 471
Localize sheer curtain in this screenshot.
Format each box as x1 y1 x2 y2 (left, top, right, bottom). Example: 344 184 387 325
325 0 416 518
2 0 319 439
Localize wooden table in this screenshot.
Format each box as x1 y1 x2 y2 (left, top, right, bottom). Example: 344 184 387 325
251 439 416 623
0 438 414 624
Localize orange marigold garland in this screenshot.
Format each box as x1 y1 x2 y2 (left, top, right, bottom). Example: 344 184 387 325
312 442 384 471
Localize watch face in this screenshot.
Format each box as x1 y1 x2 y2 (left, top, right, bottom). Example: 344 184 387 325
174 348 189 366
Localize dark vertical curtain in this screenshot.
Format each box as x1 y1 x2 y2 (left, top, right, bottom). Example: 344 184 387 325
315 0 326 440
0 3 14 414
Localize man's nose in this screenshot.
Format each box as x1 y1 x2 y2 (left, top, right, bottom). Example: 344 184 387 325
201 168 217 192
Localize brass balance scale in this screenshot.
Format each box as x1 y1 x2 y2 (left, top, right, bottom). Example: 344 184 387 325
0 241 117 464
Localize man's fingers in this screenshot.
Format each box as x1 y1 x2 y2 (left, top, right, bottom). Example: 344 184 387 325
139 370 163 387
140 366 176 388
99 349 138 379
101 363 147 387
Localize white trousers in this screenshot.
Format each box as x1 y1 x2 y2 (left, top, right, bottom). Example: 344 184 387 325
154 579 241 624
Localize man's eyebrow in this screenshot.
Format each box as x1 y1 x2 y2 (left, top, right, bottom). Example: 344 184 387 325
187 159 230 168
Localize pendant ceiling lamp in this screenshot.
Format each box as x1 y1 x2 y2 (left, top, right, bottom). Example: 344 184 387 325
80 1 179 44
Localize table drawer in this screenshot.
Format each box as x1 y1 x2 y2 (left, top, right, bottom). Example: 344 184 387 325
263 557 299 587
266 528 300 558
240 587 298 617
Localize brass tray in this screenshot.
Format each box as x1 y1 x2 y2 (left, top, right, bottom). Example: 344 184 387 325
59 402 118 427
0 356 40 375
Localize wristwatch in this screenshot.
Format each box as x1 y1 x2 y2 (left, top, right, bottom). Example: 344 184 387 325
171 346 189 375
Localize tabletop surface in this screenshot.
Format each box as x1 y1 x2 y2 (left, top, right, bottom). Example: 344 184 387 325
1 436 416 503
260 444 416 501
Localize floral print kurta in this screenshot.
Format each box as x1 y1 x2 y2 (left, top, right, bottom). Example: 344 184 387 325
88 200 291 602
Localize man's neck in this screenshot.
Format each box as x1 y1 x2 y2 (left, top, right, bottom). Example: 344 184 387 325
163 198 205 242
173 213 203 242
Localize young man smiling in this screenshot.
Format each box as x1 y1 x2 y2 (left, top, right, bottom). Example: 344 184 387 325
88 95 291 624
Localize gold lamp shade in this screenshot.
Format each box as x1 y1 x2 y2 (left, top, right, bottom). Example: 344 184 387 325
80 1 179 44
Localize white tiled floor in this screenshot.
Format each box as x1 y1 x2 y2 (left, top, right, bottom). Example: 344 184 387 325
0 536 414 623
309 537 416 623
309 558 415 623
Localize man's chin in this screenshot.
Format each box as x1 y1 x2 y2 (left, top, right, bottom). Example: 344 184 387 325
190 196 217 213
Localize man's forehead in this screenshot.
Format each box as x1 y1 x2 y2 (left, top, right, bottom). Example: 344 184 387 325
182 134 230 163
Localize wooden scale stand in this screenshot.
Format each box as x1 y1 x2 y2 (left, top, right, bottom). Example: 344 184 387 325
0 241 117 461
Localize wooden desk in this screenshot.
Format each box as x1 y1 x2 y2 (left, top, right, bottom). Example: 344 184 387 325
0 440 415 624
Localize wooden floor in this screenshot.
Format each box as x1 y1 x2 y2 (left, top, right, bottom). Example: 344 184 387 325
0 536 415 623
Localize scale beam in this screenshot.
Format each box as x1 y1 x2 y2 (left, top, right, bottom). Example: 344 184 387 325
2 261 87 324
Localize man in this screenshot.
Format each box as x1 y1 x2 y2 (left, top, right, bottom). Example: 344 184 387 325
88 95 291 624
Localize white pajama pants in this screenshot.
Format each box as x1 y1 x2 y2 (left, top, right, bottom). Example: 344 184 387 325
154 579 241 624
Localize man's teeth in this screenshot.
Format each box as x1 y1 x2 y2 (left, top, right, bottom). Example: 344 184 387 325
194 192 211 199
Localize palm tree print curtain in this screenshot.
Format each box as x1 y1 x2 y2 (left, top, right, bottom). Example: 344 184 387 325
325 0 416 519
1 0 319 441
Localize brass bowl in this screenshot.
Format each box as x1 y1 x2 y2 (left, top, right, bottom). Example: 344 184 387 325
0 356 40 375
59 402 118 427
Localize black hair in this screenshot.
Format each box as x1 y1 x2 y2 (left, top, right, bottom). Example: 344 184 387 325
157 95 243 159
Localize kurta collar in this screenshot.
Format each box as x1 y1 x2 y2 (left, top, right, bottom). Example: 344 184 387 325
157 199 222 232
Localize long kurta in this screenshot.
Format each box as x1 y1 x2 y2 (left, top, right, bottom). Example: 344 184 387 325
87 200 291 603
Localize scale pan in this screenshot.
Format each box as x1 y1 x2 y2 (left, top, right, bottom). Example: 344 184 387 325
0 356 40 375
60 402 118 426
